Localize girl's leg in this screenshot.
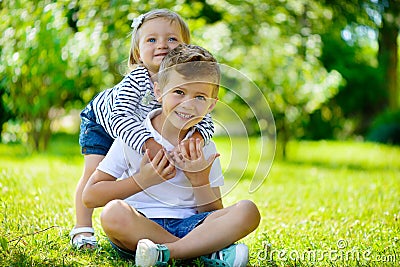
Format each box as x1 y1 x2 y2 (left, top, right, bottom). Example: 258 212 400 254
101 199 180 251
166 200 261 259
72 154 104 247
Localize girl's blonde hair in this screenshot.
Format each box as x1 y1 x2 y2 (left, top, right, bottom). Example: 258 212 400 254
128 9 190 71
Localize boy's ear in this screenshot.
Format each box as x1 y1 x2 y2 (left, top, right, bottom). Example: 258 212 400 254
207 97 218 112
153 82 162 102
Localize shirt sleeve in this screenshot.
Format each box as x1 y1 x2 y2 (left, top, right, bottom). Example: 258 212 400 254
195 113 214 144
203 141 224 187
97 138 130 178
109 69 154 153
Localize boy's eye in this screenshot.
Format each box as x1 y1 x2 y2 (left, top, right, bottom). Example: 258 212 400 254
168 37 178 42
174 89 184 95
196 95 206 101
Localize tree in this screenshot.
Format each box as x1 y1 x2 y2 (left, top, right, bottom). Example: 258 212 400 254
321 0 400 132
0 0 220 150
0 1 82 150
194 0 343 158
376 0 400 110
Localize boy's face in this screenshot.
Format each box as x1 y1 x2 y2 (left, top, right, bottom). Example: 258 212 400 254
155 71 217 131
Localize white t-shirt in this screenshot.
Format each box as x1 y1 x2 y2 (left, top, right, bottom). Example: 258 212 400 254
97 109 224 219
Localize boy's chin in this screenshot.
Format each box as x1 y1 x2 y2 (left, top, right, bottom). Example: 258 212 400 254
175 121 199 131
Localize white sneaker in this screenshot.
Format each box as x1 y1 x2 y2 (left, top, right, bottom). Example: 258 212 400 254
135 239 170 267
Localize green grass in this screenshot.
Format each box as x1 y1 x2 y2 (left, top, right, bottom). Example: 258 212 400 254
1 134 399 266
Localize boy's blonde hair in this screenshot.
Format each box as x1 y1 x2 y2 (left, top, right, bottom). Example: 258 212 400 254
128 9 190 71
158 44 220 98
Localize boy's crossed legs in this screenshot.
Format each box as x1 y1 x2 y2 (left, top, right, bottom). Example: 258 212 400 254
101 199 260 263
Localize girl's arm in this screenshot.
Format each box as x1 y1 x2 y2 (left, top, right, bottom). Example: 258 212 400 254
109 68 160 153
194 113 214 145
176 113 213 157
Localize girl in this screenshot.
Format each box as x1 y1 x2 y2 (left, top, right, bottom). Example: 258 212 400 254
70 9 214 249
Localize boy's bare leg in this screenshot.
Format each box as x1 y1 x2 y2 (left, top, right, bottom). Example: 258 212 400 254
166 200 261 259
101 199 180 251
101 199 260 259
72 154 104 247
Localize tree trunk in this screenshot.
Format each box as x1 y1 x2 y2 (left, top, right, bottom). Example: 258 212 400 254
378 5 399 110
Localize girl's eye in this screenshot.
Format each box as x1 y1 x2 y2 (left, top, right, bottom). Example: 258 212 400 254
168 37 178 42
147 38 156 43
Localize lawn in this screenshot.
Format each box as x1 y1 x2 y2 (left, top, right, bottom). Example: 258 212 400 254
0 134 399 266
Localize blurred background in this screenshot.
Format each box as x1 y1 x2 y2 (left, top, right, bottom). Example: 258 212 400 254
1 0 399 158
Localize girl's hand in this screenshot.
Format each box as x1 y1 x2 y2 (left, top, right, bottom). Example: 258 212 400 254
169 132 204 157
134 149 176 189
168 138 219 186
143 138 163 160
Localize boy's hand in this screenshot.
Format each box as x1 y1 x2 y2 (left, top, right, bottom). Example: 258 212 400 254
168 138 219 187
134 149 176 189
143 138 163 160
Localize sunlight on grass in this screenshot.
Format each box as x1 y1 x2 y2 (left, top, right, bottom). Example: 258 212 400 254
214 139 400 267
1 136 399 266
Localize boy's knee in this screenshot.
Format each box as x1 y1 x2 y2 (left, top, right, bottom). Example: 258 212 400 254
235 200 261 228
101 200 130 232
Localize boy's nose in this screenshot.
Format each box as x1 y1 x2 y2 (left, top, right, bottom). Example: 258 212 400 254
180 98 195 109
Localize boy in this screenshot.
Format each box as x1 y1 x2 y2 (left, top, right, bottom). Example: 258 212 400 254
82 44 260 267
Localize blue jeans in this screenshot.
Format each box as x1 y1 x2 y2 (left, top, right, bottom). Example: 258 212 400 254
79 102 113 155
109 211 213 260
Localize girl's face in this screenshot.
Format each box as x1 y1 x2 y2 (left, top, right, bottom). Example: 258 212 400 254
137 18 184 76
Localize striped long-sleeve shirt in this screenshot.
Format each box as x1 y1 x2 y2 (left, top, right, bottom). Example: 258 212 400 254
91 66 214 153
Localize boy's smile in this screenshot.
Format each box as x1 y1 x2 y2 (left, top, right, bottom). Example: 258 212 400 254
152 72 217 144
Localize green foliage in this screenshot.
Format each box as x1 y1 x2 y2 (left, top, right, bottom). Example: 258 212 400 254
194 0 344 157
0 1 82 150
366 109 400 145
0 0 224 151
320 0 400 136
1 0 398 154
0 136 399 266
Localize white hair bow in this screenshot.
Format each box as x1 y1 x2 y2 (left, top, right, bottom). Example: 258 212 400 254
131 14 145 30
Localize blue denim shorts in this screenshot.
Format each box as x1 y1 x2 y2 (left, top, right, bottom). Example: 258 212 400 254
109 211 213 260
79 102 113 155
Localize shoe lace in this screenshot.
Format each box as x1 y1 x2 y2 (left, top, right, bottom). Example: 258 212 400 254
202 250 229 267
156 244 170 265
210 250 224 260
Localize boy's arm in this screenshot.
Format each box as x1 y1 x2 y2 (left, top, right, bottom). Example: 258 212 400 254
190 172 223 213
83 147 175 208
170 138 223 212
82 169 143 208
